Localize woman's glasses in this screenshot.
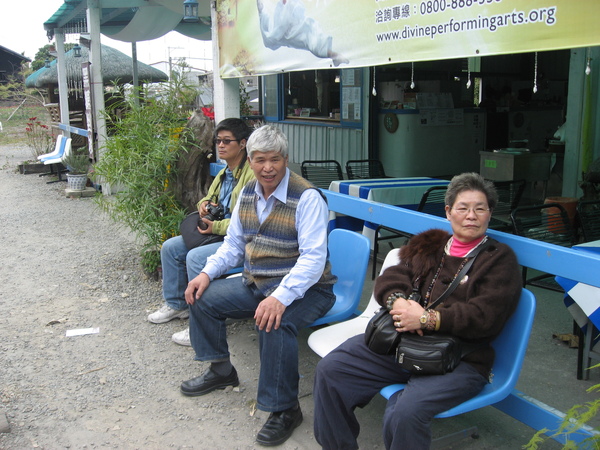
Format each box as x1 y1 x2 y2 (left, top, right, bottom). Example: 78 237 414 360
214 138 239 145
451 207 490 216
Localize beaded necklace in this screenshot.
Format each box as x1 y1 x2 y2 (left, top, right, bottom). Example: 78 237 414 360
422 236 488 307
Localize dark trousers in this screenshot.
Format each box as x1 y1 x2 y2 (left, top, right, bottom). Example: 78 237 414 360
313 335 487 450
189 276 335 412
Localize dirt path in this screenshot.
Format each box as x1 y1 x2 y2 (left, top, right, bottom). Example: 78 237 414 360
0 143 338 449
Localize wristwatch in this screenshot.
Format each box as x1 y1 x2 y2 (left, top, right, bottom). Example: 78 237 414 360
419 310 429 328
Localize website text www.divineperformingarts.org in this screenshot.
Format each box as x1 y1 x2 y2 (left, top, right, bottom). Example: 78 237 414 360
376 6 557 42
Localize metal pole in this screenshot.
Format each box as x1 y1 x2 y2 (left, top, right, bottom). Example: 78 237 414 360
86 0 107 162
54 30 70 137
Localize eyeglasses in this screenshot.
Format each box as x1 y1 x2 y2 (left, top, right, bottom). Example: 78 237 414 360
214 138 239 145
451 207 491 216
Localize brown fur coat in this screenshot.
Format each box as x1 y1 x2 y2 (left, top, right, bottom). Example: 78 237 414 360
374 228 522 376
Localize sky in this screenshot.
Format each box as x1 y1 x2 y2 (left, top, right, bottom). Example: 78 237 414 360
0 0 214 72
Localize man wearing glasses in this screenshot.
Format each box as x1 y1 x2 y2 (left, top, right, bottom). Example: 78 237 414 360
147 118 255 347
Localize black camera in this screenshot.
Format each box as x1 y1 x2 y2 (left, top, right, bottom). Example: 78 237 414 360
198 203 226 230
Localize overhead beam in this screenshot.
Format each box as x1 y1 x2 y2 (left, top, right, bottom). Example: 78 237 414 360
99 7 131 25
99 0 150 8
44 1 87 31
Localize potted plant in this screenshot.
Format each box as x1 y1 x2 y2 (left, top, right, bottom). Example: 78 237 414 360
63 148 90 191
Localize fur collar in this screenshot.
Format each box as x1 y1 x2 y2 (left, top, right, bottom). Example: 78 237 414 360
399 229 451 279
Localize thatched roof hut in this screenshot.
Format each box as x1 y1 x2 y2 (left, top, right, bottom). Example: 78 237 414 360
25 44 168 89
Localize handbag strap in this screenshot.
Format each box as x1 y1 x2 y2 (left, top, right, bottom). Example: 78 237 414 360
427 238 493 310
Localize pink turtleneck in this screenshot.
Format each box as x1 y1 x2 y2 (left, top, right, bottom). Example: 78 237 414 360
449 235 486 257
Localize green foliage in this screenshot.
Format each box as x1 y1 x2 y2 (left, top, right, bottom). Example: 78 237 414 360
24 116 53 159
524 368 600 449
240 81 252 117
63 148 90 175
0 105 48 149
93 78 196 274
141 250 162 279
31 43 75 72
0 63 45 106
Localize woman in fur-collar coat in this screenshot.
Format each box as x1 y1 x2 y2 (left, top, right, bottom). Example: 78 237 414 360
313 173 522 450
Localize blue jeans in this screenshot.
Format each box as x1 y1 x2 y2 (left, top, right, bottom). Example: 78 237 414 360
188 275 335 412
314 334 487 450
160 235 224 310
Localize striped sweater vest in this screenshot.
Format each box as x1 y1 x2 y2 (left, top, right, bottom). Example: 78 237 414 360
238 172 336 297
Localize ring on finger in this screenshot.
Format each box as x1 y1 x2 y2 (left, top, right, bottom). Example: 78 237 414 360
395 321 401 327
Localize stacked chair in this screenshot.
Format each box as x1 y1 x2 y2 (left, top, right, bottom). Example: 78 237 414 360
488 179 526 232
37 135 72 183
511 202 577 292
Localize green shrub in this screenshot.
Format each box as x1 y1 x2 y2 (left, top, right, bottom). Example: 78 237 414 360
63 148 90 174
93 78 197 274
524 366 600 449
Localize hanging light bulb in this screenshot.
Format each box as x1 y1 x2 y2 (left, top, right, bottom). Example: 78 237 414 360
466 58 472 89
410 62 415 90
372 67 377 96
533 52 538 94
586 57 592 76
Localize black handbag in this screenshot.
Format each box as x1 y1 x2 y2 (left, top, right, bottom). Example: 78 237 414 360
364 307 402 355
395 333 463 375
179 211 224 250
364 239 493 372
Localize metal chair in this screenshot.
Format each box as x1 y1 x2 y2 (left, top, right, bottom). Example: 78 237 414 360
511 203 577 292
488 179 526 232
39 136 72 183
345 159 387 180
417 185 448 218
300 160 344 190
577 199 600 242
380 288 536 446
310 228 371 326
371 225 411 280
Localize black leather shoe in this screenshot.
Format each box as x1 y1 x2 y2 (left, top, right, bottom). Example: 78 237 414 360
180 367 239 397
256 404 303 447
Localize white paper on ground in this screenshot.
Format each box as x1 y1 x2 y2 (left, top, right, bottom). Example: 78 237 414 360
66 327 100 337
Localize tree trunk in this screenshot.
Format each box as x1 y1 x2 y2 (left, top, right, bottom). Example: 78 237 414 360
173 110 215 213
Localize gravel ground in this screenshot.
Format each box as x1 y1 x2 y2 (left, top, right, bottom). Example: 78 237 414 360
0 144 338 450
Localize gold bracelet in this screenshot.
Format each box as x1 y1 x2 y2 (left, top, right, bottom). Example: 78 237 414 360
425 309 437 331
434 311 441 331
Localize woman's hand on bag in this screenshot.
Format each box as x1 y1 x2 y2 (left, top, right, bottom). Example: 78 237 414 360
390 299 425 336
